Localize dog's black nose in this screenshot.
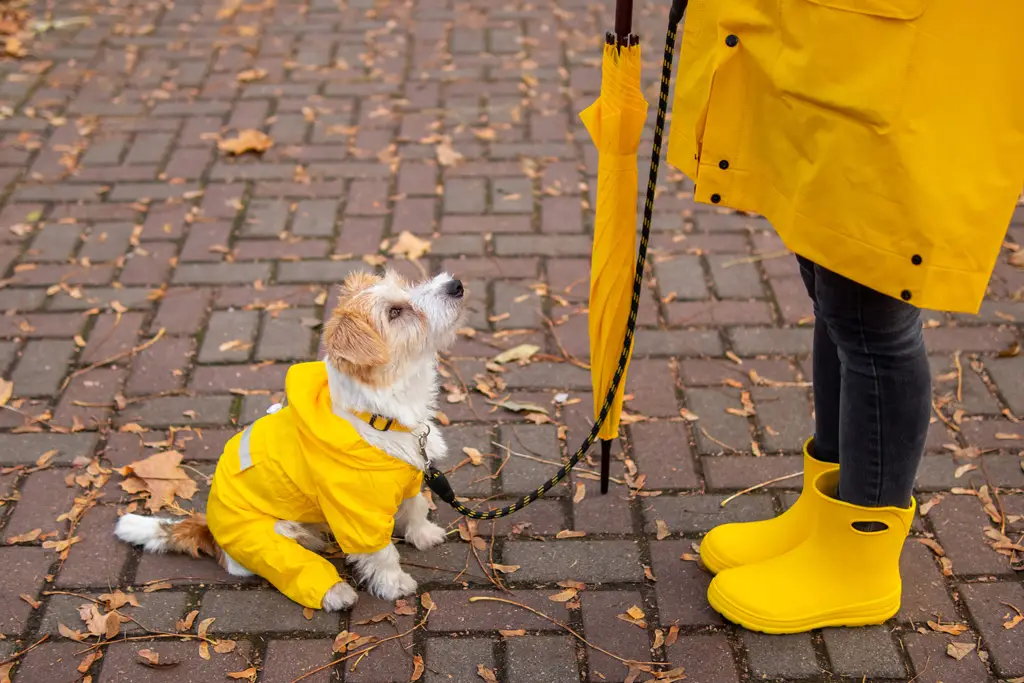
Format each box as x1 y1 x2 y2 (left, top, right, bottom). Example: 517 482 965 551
445 279 464 298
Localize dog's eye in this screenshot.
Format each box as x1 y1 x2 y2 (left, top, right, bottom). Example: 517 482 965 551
388 306 402 321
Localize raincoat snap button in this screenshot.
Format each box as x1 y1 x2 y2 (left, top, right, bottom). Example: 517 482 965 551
725 34 739 47
901 290 912 301
719 160 729 170
911 254 922 265
710 193 722 204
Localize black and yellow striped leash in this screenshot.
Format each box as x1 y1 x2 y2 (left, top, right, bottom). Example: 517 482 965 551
425 3 688 520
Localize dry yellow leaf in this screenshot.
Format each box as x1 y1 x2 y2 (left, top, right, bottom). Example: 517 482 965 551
946 642 975 660
548 588 578 602
213 639 237 654
226 667 257 681
0 378 12 407
411 655 425 681
436 138 463 167
388 231 431 260
6 528 41 544
463 447 484 466
420 593 435 611
218 129 273 155
928 620 968 635
236 67 268 82
573 482 586 504
655 519 670 540
499 629 526 637
555 529 586 539
476 664 498 682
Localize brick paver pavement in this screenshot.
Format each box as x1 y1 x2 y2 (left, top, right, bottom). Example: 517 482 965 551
0 0 1022 681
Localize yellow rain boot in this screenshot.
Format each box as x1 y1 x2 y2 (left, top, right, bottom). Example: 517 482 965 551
699 438 838 575
706 469 916 634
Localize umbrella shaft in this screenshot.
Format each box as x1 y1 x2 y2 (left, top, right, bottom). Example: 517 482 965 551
615 0 633 38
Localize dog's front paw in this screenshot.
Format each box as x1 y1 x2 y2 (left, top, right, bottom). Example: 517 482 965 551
321 581 358 611
405 521 447 551
370 570 418 601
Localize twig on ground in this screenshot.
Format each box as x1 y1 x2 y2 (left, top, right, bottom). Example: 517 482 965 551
467 597 665 667
490 441 626 485
719 472 802 507
0 635 49 666
721 249 790 268
288 607 432 683
699 427 739 454
62 327 166 390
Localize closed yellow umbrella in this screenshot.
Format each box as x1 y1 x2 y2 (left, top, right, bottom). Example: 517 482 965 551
579 11 648 494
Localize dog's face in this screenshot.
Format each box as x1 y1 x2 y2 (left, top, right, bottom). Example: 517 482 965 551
323 269 465 385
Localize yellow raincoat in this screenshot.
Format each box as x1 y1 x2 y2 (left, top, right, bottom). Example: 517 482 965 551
667 0 1024 313
207 362 424 609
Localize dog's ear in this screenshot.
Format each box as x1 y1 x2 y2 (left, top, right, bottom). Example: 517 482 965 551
323 309 389 367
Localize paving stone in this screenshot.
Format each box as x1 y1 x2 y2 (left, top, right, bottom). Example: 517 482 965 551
959 581 1024 677
81 312 143 364
750 386 814 452
199 310 258 362
0 547 51 633
665 634 739 683
823 626 906 678
200 590 340 633
898 538 958 622
628 422 700 490
116 395 234 427
99 640 254 682
39 590 188 635
702 454 803 491
12 641 94 681
503 540 643 583
742 631 821 679
730 326 813 355
257 307 317 360
929 493 1010 575
684 387 752 455
55 504 132 587
571 483 634 534
506 634 579 683
987 356 1024 416
424 637 496 683
346 595 418 682
708 254 766 299
262 639 336 683
649 540 722 626
0 433 98 465
4 468 79 538
125 335 193 396
427 589 569 631
902 632 991 683
580 590 651 682
642 493 776 534
10 339 76 397
653 256 708 300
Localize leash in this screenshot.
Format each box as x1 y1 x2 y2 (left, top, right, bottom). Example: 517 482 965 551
425 2 688 520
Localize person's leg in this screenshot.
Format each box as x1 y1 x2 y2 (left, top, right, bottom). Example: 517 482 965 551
811 263 930 507
796 256 841 464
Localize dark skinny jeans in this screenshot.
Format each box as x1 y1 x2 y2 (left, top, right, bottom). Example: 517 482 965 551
797 256 931 508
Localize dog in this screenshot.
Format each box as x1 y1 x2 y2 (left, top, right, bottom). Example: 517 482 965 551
115 269 465 611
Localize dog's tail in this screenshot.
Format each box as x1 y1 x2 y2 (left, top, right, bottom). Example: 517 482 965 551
115 512 219 558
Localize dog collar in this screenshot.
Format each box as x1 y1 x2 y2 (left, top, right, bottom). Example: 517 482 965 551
351 411 414 433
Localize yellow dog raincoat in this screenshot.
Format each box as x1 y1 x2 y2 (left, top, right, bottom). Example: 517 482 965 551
206 362 424 609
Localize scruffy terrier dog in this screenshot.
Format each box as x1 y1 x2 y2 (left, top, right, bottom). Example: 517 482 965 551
115 270 465 611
